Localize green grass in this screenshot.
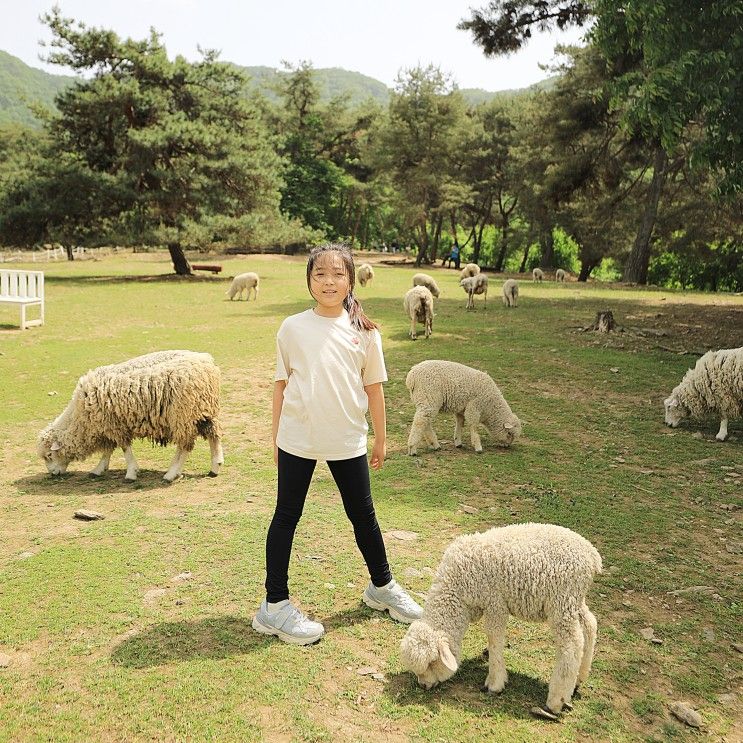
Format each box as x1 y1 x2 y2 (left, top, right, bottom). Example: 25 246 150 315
0 252 741 742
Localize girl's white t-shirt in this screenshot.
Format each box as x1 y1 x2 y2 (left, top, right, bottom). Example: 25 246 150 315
274 308 388 460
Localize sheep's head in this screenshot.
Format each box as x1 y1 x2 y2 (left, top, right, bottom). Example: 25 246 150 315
37 427 71 475
664 394 686 427
489 413 522 447
399 621 458 689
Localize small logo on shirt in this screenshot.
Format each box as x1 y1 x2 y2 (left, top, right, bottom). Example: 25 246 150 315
351 337 360 345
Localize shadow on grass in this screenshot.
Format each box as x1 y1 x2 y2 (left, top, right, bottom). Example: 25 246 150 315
111 616 264 667
321 605 380 631
383 659 551 722
14 468 218 495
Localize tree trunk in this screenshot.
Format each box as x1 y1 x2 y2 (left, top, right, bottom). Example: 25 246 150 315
168 242 193 275
623 146 668 284
519 243 531 274
539 227 554 269
415 222 429 266
64 244 75 261
578 258 597 282
494 222 509 272
430 214 443 263
350 204 362 246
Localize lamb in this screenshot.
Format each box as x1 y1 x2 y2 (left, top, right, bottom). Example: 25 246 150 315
400 523 602 717
664 346 743 441
37 350 224 482
460 263 480 280
405 360 521 454
460 274 488 310
555 268 567 282
226 272 259 300
502 279 518 307
532 267 544 282
403 286 434 340
357 263 374 287
412 272 441 298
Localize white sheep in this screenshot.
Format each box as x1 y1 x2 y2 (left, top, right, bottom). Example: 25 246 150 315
226 272 259 300
460 263 480 280
532 267 544 282
502 279 519 307
400 522 601 717
412 272 441 299
37 350 224 482
555 268 566 282
460 274 488 310
664 346 743 441
403 286 434 340
358 263 375 287
405 360 521 454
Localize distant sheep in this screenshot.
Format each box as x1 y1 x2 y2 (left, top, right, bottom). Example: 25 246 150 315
37 350 224 482
460 274 488 310
556 268 566 282
532 268 544 282
502 279 519 307
226 272 259 300
460 263 480 280
358 263 375 287
403 286 434 340
412 272 441 298
400 522 601 717
405 360 521 454
664 346 743 441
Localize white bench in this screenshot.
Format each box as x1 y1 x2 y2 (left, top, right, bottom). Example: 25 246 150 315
0 269 45 330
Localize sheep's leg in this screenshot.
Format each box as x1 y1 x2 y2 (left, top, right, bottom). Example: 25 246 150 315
577 603 597 686
715 418 729 441
208 436 224 477
407 409 434 455
464 404 483 452
123 445 139 481
163 447 189 482
410 315 417 340
546 617 584 714
482 614 508 693
454 413 465 447
424 422 440 450
90 449 113 477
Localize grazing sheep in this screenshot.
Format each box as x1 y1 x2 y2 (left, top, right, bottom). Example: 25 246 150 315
412 272 441 299
532 267 544 282
37 350 224 482
664 346 743 441
405 360 521 454
502 279 519 307
460 263 480 280
460 274 488 310
400 523 601 716
226 272 259 300
358 263 375 287
556 268 567 282
403 286 434 340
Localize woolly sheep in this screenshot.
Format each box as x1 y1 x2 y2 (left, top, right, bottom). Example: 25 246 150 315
226 272 259 300
405 360 521 454
532 267 544 282
37 350 224 482
664 346 743 441
460 263 480 280
400 522 601 716
555 268 566 282
358 263 374 287
460 274 488 310
502 279 518 308
403 285 434 340
412 272 441 299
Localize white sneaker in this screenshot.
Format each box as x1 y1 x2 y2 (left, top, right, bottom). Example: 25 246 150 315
362 580 423 623
252 600 325 645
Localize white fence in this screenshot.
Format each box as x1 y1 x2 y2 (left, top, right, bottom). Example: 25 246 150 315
0 246 122 263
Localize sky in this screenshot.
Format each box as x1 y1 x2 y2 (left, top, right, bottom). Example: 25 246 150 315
1 0 587 91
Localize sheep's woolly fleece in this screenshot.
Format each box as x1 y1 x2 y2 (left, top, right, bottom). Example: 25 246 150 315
412 272 441 298
226 272 259 299
357 263 374 286
403 286 434 339
502 279 519 307
460 263 480 279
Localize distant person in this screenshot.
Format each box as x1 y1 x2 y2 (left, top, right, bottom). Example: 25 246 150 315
443 241 461 269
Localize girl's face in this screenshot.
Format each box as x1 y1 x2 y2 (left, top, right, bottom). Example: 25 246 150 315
309 252 351 314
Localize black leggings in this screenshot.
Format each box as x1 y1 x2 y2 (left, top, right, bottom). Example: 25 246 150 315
265 448 392 603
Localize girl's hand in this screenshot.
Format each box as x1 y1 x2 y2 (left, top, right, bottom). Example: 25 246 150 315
370 439 386 470
274 444 279 466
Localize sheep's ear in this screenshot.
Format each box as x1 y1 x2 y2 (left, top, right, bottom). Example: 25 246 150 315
438 637 458 673
50 442 62 451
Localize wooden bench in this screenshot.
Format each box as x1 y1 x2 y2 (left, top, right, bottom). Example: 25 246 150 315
0 269 45 329
191 264 222 274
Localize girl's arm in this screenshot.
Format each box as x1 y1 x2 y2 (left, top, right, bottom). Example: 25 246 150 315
365 382 386 470
272 380 286 465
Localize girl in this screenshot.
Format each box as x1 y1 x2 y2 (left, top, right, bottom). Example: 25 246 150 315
252 243 422 645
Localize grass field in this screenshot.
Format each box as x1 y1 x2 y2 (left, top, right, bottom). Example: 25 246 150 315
0 252 741 742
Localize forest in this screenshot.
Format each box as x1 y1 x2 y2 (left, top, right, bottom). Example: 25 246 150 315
0 2 741 291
